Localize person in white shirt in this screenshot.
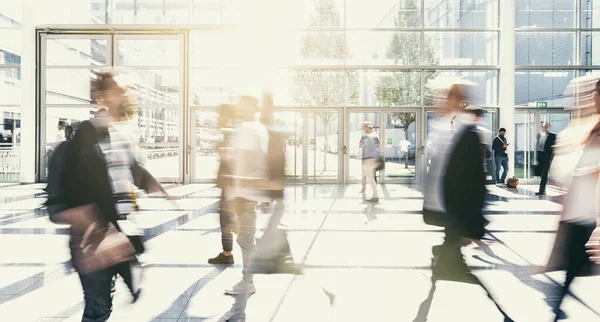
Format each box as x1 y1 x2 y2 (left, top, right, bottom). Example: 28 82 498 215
224 95 269 296
50 121 67 153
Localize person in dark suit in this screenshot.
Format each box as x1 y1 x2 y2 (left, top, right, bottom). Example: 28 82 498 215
536 122 557 195
492 128 509 184
431 84 514 322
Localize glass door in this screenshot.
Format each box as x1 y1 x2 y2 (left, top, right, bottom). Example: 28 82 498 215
274 111 304 182
383 111 419 182
345 110 421 184
190 108 220 182
515 110 536 182
114 34 185 182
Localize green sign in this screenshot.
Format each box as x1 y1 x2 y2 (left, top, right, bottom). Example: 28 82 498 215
536 101 548 108
387 138 393 145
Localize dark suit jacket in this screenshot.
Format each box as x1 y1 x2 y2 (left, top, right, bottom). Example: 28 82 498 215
443 125 487 240
64 120 161 230
536 132 557 163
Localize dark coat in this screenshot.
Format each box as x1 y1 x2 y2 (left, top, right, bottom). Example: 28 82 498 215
536 132 557 163
443 125 487 240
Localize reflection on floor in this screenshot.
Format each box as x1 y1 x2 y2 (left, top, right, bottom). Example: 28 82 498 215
0 183 598 321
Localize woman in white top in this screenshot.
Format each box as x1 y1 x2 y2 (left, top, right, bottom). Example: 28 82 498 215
546 78 600 321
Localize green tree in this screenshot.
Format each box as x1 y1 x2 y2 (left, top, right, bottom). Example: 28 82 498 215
291 0 359 175
375 0 438 169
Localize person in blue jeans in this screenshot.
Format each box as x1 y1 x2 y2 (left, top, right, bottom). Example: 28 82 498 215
492 128 509 184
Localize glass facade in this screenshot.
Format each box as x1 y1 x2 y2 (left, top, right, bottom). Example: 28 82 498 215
1 1 600 182
0 5 22 181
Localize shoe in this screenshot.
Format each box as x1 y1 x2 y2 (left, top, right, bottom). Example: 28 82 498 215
209 252 234 264
366 198 379 203
225 280 256 295
535 192 545 196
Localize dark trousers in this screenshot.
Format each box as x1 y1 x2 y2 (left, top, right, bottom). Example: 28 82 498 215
537 153 551 193
494 156 509 184
220 190 236 252
553 223 595 318
432 236 513 321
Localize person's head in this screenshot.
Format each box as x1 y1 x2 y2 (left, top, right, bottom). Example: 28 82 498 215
467 107 485 122
541 122 550 133
444 84 468 114
92 71 130 120
499 128 506 136
365 123 374 134
58 121 66 131
260 92 274 125
65 126 73 140
237 95 259 122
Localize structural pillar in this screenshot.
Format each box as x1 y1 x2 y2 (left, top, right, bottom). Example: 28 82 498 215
499 0 516 179
19 0 35 183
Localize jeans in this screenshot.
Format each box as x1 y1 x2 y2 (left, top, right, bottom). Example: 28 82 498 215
362 158 379 198
494 156 509 183
232 197 258 283
77 264 121 322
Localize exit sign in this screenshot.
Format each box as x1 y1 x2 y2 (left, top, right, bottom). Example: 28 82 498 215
536 102 548 108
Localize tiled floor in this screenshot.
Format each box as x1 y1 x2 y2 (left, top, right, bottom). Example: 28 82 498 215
0 183 596 321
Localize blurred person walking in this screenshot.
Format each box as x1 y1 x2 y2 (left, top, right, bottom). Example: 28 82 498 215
545 78 600 322
424 84 514 322
359 123 380 203
492 127 509 185
209 104 238 265
535 122 556 196
56 71 167 322
223 95 270 296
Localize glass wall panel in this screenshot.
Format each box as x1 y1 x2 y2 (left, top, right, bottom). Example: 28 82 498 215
190 69 239 106
424 70 498 106
515 32 576 66
0 29 22 57
425 0 498 28
346 32 421 66
515 70 575 107
272 69 346 107
346 0 422 28
116 39 181 66
113 0 136 24
45 68 98 105
582 0 600 28
0 68 21 106
350 70 421 107
127 69 181 105
190 31 242 68
275 31 345 66
46 38 108 66
582 32 600 66
516 0 577 28
136 108 180 179
425 32 498 66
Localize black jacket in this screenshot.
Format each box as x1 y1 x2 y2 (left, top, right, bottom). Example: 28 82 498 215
536 132 557 163
492 135 508 157
443 125 487 240
64 120 161 230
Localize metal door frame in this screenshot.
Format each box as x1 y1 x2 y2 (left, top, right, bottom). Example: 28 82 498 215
37 29 186 183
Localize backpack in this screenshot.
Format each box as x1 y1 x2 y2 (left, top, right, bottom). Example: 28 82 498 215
44 140 73 223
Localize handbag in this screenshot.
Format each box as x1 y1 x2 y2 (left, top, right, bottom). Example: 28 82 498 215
506 176 519 188
63 204 136 274
77 221 136 274
375 154 385 172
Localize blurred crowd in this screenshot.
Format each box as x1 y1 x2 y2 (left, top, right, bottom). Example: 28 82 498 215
43 69 600 322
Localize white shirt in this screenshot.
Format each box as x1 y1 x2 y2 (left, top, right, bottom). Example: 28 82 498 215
227 121 270 203
562 135 600 225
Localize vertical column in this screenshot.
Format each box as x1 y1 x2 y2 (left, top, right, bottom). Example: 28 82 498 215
19 0 35 183
499 0 516 178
